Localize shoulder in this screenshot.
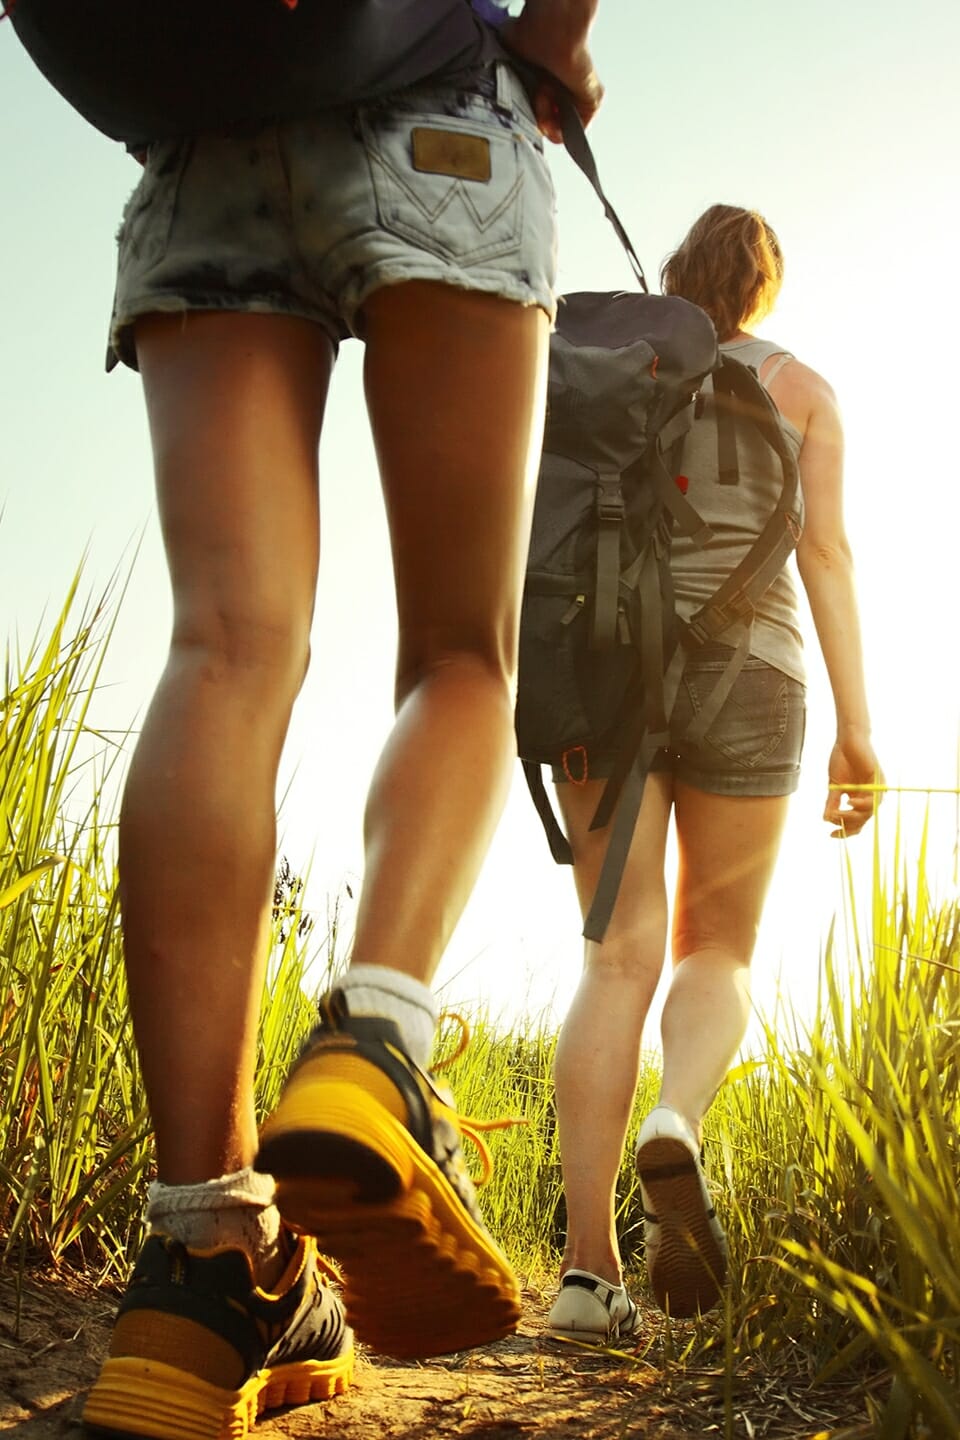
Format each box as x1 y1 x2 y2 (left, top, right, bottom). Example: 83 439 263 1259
761 353 840 440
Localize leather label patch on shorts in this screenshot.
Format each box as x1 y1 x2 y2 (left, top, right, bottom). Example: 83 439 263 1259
411 127 492 183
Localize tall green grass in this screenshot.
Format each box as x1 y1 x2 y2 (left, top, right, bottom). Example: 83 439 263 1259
440 835 959 1437
0 572 152 1273
2 576 958 1435
0 578 337 1273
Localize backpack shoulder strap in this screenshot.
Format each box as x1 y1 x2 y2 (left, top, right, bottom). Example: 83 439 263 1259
504 65 647 292
555 94 647 291
686 355 802 648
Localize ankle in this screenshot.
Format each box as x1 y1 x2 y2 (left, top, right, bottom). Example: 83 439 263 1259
147 1166 286 1287
653 1098 703 1146
560 1251 622 1288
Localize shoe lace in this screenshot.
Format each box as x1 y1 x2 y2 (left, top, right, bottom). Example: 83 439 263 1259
434 1011 527 1186
313 1249 346 1287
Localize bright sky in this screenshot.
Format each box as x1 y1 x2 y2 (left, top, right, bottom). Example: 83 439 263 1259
2 1 958 1048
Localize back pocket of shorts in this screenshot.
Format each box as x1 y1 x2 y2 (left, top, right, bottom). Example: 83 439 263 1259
358 107 523 266
683 661 791 769
117 139 191 270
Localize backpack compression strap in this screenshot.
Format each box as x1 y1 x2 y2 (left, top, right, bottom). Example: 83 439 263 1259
522 761 574 866
592 472 627 651
581 433 715 941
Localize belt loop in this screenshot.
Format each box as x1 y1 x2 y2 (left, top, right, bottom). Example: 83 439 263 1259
495 58 512 113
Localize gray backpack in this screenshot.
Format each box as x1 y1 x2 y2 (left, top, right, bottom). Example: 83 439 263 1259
516 295 803 941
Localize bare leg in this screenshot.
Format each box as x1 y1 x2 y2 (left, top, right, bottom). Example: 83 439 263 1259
660 784 791 1132
120 312 333 1185
254 283 550 1359
352 282 549 980
553 773 673 1282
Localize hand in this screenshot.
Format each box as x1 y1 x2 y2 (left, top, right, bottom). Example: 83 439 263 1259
500 7 604 143
823 735 883 838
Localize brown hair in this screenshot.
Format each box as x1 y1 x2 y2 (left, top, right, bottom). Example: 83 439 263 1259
660 205 784 341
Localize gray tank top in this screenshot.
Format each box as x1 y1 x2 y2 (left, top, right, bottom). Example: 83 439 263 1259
671 336 805 684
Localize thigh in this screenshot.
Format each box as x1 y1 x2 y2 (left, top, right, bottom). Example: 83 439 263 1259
556 771 674 941
672 783 791 962
362 282 549 691
137 311 333 666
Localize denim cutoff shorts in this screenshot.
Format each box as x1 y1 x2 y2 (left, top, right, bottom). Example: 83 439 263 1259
553 646 807 798
107 59 557 369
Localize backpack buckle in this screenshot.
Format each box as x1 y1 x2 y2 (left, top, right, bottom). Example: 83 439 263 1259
688 594 754 646
596 479 624 523
685 617 711 648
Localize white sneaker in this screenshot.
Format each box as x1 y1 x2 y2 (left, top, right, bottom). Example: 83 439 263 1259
635 1105 727 1317
544 1268 641 1344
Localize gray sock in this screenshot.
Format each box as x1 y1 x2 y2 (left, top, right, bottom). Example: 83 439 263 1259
338 964 438 1069
147 1166 285 1286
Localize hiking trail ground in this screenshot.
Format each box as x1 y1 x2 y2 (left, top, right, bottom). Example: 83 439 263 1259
1 1267 874 1438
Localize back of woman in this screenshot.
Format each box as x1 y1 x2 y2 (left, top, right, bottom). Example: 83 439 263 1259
664 208 805 685
671 334 804 682
545 202 882 1345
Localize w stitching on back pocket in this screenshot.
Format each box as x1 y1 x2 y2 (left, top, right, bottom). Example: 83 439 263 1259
359 108 523 266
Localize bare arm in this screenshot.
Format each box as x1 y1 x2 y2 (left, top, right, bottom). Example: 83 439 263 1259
500 0 603 142
768 360 882 837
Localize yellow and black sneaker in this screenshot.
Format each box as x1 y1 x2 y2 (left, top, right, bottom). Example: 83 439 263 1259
254 989 521 1359
82 1232 353 1440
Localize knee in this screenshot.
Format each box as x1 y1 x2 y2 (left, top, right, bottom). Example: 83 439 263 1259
672 915 758 968
584 912 667 990
171 607 311 707
394 630 515 711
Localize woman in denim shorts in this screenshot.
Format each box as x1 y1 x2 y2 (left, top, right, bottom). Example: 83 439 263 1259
53 2 605 1434
545 205 882 1343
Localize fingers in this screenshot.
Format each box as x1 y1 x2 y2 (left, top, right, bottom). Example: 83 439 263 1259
530 74 604 143
823 786 879 839
532 87 565 144
575 73 605 127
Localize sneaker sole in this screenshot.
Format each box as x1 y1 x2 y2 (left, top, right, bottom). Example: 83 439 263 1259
543 1319 640 1346
636 1135 726 1317
82 1350 354 1440
256 1067 521 1358
543 1297 641 1347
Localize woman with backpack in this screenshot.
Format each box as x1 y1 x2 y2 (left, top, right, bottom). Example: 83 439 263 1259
7 0 604 1431
545 203 881 1340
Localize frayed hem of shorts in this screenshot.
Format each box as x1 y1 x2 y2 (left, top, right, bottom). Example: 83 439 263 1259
343 265 557 338
107 294 343 372
551 765 801 798
664 770 801 798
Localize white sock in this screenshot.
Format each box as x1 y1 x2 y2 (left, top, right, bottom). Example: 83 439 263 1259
147 1166 284 1285
338 964 438 1069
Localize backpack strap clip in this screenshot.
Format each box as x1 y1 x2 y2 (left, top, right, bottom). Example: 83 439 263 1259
686 595 755 647
596 478 625 523
592 474 625 651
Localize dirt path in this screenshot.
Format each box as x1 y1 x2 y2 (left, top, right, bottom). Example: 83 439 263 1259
1 1268 867 1439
